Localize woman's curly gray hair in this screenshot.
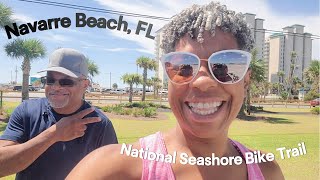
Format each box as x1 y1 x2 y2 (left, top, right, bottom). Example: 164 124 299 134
161 2 254 53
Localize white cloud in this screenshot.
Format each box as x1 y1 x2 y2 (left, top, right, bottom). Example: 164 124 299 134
81 43 151 54
102 48 129 52
11 14 35 23
102 47 151 53
107 29 155 54
39 32 72 43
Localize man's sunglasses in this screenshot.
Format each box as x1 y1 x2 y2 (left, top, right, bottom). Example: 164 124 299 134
161 50 251 85
41 76 85 87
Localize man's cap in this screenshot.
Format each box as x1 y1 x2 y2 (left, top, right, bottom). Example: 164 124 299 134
39 48 88 78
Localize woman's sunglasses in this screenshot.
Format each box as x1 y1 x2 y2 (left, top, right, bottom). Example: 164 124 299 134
161 50 251 85
41 76 84 87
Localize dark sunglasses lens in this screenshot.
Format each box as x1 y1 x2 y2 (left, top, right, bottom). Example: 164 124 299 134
163 53 199 84
43 77 75 86
45 77 55 85
209 51 249 83
59 79 75 86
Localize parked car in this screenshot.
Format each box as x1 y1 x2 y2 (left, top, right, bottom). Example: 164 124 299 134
310 98 320 107
110 89 126 95
138 90 153 95
28 86 37 91
158 90 168 95
101 88 112 93
13 85 22 91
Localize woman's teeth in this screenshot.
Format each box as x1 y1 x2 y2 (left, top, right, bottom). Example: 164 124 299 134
188 102 222 115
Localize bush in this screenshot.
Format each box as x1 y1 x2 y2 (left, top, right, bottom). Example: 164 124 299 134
101 105 125 114
280 92 289 100
112 105 124 115
132 108 143 117
142 107 157 117
101 106 113 113
123 108 132 115
101 102 166 117
311 107 320 115
121 102 147 108
304 90 320 101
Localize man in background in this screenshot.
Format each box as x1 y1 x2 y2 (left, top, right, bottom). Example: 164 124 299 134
0 48 118 179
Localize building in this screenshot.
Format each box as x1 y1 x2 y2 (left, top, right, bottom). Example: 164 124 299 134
244 13 268 81
155 13 266 88
243 13 266 60
265 24 312 84
154 28 168 90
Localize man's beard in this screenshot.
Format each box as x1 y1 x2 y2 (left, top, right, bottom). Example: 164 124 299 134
47 90 70 109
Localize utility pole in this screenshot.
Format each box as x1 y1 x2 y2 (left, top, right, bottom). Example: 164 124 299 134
15 66 18 84
109 72 111 89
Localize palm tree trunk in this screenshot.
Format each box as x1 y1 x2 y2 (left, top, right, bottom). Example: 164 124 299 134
153 83 156 99
142 68 147 101
278 77 281 98
263 84 266 102
246 87 251 115
21 59 30 101
129 84 133 103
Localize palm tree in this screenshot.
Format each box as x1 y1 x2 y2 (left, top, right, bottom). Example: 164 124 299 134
151 76 162 97
0 2 14 29
271 83 277 94
5 39 46 101
86 57 99 82
121 73 142 103
292 77 302 95
304 60 320 91
262 81 271 101
287 51 298 100
136 56 157 101
277 71 285 96
146 78 153 91
244 48 266 115
112 83 118 90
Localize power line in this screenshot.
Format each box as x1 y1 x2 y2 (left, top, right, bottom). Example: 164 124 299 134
14 0 320 39
15 0 170 21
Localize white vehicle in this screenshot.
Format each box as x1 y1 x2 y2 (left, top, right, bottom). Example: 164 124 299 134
110 89 126 95
138 90 153 95
159 90 168 95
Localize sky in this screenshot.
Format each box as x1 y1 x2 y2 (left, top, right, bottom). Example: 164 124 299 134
0 0 319 89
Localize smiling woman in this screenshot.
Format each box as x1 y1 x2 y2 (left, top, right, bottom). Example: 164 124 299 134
67 2 284 180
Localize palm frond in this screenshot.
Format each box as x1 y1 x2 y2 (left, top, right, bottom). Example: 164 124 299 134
0 2 14 29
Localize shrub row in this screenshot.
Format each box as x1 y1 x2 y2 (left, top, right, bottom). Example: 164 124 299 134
101 103 158 117
119 102 170 109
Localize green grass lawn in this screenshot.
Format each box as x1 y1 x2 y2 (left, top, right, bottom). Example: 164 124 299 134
1 102 20 111
0 107 319 180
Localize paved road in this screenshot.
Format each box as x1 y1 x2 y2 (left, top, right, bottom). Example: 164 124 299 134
0 92 169 105
251 103 312 109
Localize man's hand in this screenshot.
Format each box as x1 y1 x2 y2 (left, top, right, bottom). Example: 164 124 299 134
49 107 101 142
